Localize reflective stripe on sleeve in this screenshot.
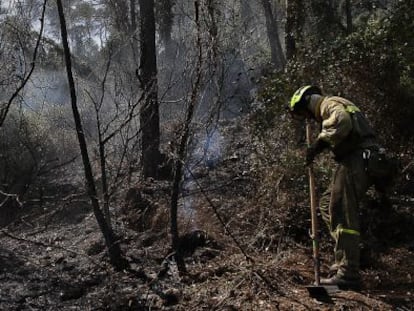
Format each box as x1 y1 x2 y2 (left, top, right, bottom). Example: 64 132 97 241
338 228 360 236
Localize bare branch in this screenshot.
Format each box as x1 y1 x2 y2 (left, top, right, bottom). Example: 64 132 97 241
0 190 23 208
0 0 48 128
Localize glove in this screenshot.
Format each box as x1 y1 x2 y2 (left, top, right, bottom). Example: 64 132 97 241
306 139 329 166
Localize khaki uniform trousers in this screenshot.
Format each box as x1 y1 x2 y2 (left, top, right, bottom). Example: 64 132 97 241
319 149 373 279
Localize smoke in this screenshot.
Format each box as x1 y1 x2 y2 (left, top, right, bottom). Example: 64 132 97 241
191 128 224 170
182 193 198 231
20 69 69 109
180 127 225 230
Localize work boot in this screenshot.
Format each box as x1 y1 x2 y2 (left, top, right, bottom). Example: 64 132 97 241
320 275 361 290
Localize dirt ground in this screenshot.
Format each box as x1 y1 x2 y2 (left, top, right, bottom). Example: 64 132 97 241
1 118 413 310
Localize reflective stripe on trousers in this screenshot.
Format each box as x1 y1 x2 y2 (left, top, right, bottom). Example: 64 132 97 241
335 227 360 237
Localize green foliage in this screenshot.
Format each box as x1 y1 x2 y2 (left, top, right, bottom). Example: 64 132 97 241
254 0 414 149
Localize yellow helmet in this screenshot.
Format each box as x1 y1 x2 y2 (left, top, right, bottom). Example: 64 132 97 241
289 85 321 112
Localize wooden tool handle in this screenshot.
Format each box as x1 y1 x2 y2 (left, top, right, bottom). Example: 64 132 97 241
306 121 321 285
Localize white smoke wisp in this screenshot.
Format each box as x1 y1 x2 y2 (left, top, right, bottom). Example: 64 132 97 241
180 128 225 230
182 192 198 231
196 128 224 170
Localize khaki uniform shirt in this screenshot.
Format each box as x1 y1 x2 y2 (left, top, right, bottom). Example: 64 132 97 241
313 96 377 158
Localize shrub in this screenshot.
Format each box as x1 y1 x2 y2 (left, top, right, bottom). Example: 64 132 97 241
0 107 78 217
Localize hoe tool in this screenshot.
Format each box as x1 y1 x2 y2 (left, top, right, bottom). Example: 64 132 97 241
305 122 338 300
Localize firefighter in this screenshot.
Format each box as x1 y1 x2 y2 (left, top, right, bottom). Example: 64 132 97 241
289 85 382 289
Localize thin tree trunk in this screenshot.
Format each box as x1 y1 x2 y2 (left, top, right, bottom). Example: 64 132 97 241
139 0 160 178
170 0 203 274
86 58 112 227
98 130 111 227
261 0 286 69
56 0 127 270
97 58 112 227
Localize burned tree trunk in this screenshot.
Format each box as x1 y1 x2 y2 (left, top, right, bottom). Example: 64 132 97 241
139 0 161 179
56 0 127 270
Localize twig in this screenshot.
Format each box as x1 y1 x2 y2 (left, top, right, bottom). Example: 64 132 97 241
402 159 414 174
169 0 205 274
38 156 79 176
0 190 23 208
